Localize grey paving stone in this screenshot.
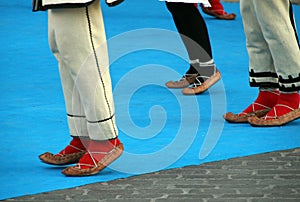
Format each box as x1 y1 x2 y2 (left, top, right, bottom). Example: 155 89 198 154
4 147 300 202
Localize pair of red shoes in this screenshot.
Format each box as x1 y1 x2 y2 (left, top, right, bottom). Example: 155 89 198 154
39 137 123 176
224 90 300 126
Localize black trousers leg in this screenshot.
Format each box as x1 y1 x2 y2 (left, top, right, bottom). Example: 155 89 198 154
166 2 213 62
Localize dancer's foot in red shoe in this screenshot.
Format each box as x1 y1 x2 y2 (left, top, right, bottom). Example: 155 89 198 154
248 92 300 126
39 137 89 165
223 89 280 123
200 0 236 20
62 138 124 176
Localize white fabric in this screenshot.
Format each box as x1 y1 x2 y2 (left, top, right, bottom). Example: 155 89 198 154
42 0 94 6
48 0 118 140
241 0 300 91
160 0 211 7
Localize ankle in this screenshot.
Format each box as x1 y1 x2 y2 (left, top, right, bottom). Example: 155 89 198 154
262 91 299 119
57 137 89 156
277 91 300 109
240 88 279 115
255 88 279 106
185 65 197 75
88 138 121 152
77 138 121 169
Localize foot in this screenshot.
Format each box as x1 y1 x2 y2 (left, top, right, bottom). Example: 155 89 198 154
248 92 300 126
39 137 88 165
165 73 198 89
181 70 221 95
62 138 124 176
201 7 236 20
224 89 279 123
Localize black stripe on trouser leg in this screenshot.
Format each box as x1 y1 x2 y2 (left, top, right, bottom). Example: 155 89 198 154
279 74 300 92
249 70 278 78
85 6 117 137
68 113 116 125
249 69 279 89
279 84 300 92
250 81 279 89
67 114 86 118
88 114 115 124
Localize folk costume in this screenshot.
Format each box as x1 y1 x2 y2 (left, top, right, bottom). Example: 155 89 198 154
33 0 124 176
162 0 221 95
223 0 300 126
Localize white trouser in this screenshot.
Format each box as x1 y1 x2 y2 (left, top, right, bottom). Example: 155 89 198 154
240 0 300 92
48 0 118 140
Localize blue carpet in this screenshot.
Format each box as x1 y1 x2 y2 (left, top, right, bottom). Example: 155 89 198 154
1 1 300 200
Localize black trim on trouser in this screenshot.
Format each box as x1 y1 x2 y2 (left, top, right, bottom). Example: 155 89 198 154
166 2 212 64
280 85 300 92
249 70 278 78
279 74 300 84
250 81 280 89
249 70 279 89
67 114 115 124
249 70 300 92
85 6 118 136
67 114 86 118
279 74 300 92
88 114 115 124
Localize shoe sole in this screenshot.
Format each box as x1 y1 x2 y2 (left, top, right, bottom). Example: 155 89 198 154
248 108 300 127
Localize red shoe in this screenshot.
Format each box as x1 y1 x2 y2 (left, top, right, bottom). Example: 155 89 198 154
224 90 279 123
39 137 88 165
62 138 124 176
248 93 300 127
201 7 236 20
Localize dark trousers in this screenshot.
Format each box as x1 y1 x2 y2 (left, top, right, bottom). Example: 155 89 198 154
166 2 213 66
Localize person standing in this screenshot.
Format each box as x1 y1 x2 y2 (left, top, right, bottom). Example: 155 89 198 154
33 0 124 176
223 0 300 126
163 0 221 95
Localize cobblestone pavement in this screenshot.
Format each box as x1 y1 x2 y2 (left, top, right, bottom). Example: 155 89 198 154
4 148 300 202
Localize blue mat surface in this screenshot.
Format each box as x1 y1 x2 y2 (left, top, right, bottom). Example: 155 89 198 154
1 1 300 200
